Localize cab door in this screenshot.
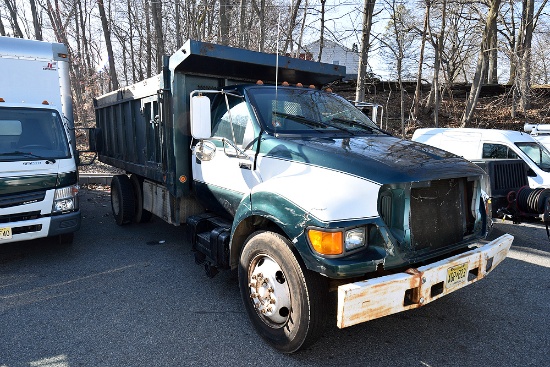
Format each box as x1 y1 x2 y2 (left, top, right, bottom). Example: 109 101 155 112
191 95 261 217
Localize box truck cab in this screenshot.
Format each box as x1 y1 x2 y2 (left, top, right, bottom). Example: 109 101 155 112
0 36 80 244
412 128 550 188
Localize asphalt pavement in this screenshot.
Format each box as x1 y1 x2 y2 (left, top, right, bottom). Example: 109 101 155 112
1 186 549 366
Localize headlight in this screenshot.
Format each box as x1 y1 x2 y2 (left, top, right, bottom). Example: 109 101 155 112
52 185 79 213
345 228 366 251
308 227 367 256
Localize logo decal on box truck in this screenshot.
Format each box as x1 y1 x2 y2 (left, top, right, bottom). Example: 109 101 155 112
43 62 57 71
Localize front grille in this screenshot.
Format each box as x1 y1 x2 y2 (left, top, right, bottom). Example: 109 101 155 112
410 179 468 251
491 160 528 191
0 191 46 209
0 211 41 224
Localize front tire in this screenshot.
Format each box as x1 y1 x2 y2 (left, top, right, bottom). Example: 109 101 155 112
111 174 135 226
238 231 328 353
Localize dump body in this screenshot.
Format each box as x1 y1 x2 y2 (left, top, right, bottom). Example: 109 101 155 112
93 40 513 352
0 36 80 244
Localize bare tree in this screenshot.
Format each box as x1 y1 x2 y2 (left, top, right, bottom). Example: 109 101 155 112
29 0 42 40
0 11 5 36
151 0 164 72
97 0 119 90
3 0 24 37
461 0 501 127
411 0 430 122
355 0 376 103
318 0 326 61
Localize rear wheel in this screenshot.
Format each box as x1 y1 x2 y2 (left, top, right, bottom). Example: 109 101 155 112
111 174 135 226
130 174 152 223
238 231 328 353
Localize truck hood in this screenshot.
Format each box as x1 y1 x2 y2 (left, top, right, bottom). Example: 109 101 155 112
262 135 485 184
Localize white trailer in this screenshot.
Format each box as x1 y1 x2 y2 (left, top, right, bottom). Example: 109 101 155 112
0 36 80 244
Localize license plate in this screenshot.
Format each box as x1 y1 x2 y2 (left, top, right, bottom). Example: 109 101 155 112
0 226 12 240
446 262 468 288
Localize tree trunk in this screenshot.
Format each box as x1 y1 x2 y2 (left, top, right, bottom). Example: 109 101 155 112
433 0 446 127
251 0 266 52
519 0 534 111
238 0 247 48
0 12 6 36
284 0 302 55
29 0 42 40
411 1 430 122
97 0 119 90
297 0 309 56
488 17 498 83
3 0 24 37
151 0 164 73
219 0 231 46
461 0 501 127
175 0 183 49
145 0 152 78
318 0 326 62
355 0 376 102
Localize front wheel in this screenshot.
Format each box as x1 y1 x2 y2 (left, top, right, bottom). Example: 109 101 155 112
238 231 329 353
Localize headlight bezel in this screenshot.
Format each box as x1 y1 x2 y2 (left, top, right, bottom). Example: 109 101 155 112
52 184 79 213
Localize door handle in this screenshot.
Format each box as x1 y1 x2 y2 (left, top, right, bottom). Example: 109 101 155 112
239 162 252 170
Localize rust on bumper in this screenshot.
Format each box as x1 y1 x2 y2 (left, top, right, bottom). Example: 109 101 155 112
337 233 514 328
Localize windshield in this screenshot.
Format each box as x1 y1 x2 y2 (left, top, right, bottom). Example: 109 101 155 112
515 142 550 172
246 86 382 136
0 107 70 161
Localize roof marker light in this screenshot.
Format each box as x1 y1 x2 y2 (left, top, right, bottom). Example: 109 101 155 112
42 100 50 105
256 80 264 85
282 81 289 86
296 83 303 88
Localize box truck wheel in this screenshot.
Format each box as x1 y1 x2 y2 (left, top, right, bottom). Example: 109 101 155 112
110 175 135 226
130 174 152 223
238 231 328 353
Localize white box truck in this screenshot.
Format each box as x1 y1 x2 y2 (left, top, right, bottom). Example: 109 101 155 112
0 36 80 244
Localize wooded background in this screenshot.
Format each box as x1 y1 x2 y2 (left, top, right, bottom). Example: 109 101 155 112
1 0 549 134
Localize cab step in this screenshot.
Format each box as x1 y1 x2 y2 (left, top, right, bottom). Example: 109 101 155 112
187 214 232 277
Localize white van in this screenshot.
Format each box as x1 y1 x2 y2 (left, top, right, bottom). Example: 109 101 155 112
524 123 550 150
411 128 550 188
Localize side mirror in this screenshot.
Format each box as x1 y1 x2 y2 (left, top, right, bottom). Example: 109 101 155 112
190 95 212 139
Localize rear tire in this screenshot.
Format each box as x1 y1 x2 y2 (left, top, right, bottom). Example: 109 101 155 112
238 231 328 353
130 174 152 223
111 174 135 226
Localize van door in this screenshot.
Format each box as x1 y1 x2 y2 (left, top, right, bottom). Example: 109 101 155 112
191 95 261 217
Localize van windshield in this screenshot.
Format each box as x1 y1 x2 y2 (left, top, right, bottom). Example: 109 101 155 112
246 86 384 136
0 107 70 161
515 142 550 172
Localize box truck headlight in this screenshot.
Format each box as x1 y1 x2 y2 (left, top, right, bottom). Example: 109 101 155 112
53 185 79 213
308 227 367 256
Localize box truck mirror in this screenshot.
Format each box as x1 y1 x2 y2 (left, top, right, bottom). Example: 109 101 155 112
190 95 212 139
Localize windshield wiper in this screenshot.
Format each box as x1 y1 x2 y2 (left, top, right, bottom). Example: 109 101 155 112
272 111 331 130
330 117 391 135
0 151 56 163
